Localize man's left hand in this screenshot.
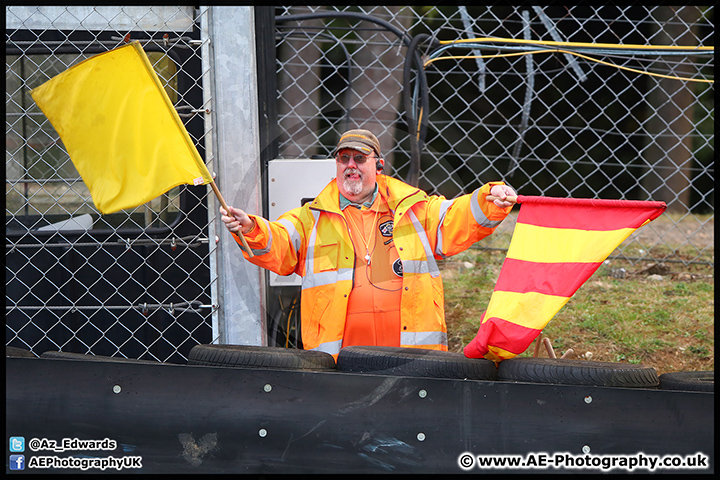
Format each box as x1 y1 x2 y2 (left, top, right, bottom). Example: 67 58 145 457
490 184 517 208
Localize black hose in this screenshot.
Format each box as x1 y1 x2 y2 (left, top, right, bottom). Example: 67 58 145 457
403 33 434 186
276 11 411 47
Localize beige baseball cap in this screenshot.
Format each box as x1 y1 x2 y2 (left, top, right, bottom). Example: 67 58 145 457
332 129 382 157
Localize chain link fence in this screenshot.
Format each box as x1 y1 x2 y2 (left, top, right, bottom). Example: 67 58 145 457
275 5 714 265
6 6 714 359
5 6 214 361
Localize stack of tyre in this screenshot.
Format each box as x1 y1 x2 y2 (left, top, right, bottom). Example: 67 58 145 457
9 344 712 392
332 346 712 392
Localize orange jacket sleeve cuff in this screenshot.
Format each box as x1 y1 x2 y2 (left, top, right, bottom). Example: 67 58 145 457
232 215 266 251
479 182 513 221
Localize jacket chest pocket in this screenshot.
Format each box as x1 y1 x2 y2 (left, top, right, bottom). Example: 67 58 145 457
315 242 339 272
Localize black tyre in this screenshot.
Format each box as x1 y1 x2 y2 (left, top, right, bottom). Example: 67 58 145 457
40 351 162 364
659 371 713 392
497 357 659 388
6 346 37 358
336 346 497 380
188 344 336 371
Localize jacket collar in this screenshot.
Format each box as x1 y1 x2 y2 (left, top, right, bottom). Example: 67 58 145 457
339 183 378 210
310 175 427 216
378 175 426 213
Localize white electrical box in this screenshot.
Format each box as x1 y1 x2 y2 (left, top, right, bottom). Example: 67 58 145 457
267 158 337 286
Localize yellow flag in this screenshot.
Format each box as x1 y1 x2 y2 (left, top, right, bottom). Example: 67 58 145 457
30 41 213 214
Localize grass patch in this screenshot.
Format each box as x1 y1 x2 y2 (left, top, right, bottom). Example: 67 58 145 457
441 250 714 375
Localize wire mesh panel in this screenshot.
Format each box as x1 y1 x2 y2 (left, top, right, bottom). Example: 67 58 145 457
5 6 714 360
5 6 214 361
274 5 714 266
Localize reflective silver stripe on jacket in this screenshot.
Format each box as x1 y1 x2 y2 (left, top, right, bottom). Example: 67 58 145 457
303 268 354 289
405 210 440 278
303 210 321 276
250 217 273 256
311 339 342 356
277 218 302 255
470 189 503 229
402 260 433 275
434 198 454 257
401 330 448 347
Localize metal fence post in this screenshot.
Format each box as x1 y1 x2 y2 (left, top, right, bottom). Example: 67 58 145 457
204 6 266 346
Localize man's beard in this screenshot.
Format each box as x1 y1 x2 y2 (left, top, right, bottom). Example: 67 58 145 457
342 168 363 196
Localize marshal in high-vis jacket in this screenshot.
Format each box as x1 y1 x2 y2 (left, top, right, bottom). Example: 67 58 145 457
232 175 512 358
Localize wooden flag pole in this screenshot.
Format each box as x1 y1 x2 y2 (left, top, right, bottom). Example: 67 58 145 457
209 181 254 258
533 332 543 357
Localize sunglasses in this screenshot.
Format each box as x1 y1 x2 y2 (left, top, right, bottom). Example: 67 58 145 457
336 152 373 164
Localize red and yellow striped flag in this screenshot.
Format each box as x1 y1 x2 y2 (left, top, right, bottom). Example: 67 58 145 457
464 196 666 363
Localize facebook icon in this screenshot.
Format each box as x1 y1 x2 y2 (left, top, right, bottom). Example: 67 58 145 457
9 454 25 470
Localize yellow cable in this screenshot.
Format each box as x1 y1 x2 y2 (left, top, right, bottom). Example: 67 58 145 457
424 49 714 84
416 107 423 141
285 301 296 348
426 50 549 66
439 36 714 52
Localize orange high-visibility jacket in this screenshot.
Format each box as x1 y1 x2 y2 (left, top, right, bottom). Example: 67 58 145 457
233 175 511 357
